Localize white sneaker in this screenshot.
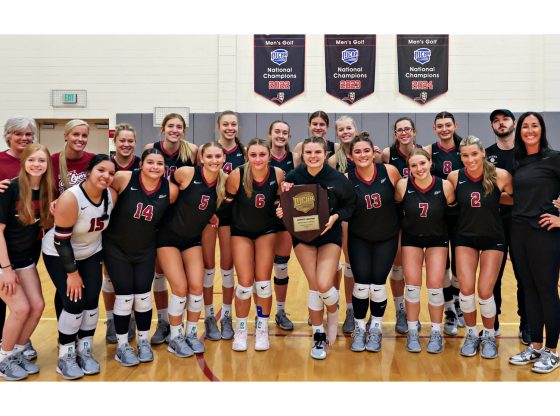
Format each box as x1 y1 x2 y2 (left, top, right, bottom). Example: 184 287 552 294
255 327 270 351
232 328 248 352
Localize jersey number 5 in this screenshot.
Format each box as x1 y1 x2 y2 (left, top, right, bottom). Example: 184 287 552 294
199 195 210 210
133 203 154 221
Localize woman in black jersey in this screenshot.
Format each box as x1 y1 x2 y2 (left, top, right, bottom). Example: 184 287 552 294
394 148 454 354
346 133 401 353
447 136 512 359
279 136 355 360
508 112 560 374
226 138 284 352
157 142 226 358
103 148 178 366
293 111 339 163
0 144 55 381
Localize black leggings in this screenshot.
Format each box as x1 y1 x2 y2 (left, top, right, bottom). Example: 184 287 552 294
510 220 560 349
443 214 458 303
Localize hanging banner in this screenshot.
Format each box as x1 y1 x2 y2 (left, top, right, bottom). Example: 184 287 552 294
397 34 449 104
325 35 376 104
254 35 305 105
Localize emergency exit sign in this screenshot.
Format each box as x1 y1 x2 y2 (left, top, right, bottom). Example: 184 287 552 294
63 93 78 104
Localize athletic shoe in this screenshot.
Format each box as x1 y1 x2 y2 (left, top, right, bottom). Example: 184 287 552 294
186 333 205 354
350 327 366 352
310 332 328 360
128 315 136 342
22 340 37 361
105 318 117 344
454 299 466 327
480 333 498 359
0 355 28 381
366 327 382 352
151 319 170 345
327 311 339 345
443 309 458 336
167 334 194 358
509 345 541 366
519 322 531 346
232 328 248 351
531 349 560 374
220 315 234 340
406 329 422 353
427 331 444 354
115 343 140 367
365 316 372 332
77 348 100 375
460 333 480 357
307 316 312 326
13 351 40 374
137 339 154 362
275 310 294 331
56 352 84 380
395 309 408 334
254 327 270 351
204 316 221 341
342 309 355 334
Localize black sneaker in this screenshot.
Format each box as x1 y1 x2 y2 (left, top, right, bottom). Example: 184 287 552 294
519 322 531 345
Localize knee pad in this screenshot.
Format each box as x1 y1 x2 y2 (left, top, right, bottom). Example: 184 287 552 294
451 273 460 289
273 262 289 281
187 293 204 313
221 268 235 289
235 284 253 300
255 281 272 298
370 284 387 303
80 308 99 331
114 294 134 316
168 294 186 316
102 275 114 293
390 266 403 282
479 296 497 319
58 309 83 335
352 283 370 300
153 272 168 292
459 292 476 314
427 288 444 307
308 290 323 312
134 292 152 313
320 287 339 307
203 268 215 288
443 269 451 288
344 263 354 278
405 285 421 304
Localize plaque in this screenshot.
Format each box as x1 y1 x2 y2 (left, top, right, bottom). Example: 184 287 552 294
280 184 330 242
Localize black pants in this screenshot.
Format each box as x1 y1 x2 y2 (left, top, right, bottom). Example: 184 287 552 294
443 214 458 302
510 220 560 349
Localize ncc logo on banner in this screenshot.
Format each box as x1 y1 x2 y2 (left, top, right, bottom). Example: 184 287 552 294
324 35 376 105
397 35 449 104
254 35 305 105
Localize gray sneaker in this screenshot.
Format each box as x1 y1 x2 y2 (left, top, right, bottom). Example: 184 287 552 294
151 319 170 345
22 340 37 361
0 355 28 381
115 343 140 367
406 329 422 353
105 318 117 344
128 315 136 342
395 309 408 334
366 326 383 352
427 331 444 354
480 333 498 359
455 299 466 327
460 333 480 357
310 332 328 360
275 310 294 331
531 349 560 374
342 309 355 334
186 333 205 354
220 315 234 340
137 339 154 362
56 351 84 380
14 351 40 374
204 316 221 341
509 345 541 366
77 348 100 375
443 309 458 336
351 327 366 352
167 334 194 358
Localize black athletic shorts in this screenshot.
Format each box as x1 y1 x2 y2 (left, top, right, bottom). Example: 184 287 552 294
156 231 202 251
455 234 506 252
230 227 276 241
292 223 342 248
401 231 449 248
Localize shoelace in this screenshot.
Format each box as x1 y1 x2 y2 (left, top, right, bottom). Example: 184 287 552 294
431 332 442 343
63 353 81 370
369 329 382 342
313 333 327 349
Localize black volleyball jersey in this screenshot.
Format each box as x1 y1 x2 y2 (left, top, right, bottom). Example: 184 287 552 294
336 156 355 174
153 141 194 179
348 164 399 242
158 166 218 240
431 142 463 179
389 145 421 178
456 169 504 240
270 151 295 174
326 140 336 157
401 176 448 238
111 155 140 172
223 144 245 174
231 166 279 233
103 170 170 260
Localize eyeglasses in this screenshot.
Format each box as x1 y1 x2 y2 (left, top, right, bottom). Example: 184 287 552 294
395 127 413 134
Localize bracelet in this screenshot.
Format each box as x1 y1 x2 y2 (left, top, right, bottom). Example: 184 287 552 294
1 264 13 269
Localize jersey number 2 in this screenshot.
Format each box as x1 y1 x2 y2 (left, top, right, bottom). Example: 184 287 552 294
470 192 481 207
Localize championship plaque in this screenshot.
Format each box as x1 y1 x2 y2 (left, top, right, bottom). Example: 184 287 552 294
280 184 330 242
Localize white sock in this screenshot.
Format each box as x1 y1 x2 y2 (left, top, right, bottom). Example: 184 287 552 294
256 316 268 330
222 304 232 318
117 334 128 347
170 324 184 340
482 328 495 338
186 321 198 335
431 323 442 333
237 318 248 331
58 342 76 358
312 325 325 334
0 349 13 363
138 330 150 341
466 325 478 336
13 344 25 354
355 318 366 331
407 320 419 332
77 336 93 352
157 308 169 322
371 317 383 331
276 301 285 312
204 305 215 318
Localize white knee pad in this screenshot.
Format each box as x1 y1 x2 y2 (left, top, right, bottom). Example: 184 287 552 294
352 283 370 300
390 266 403 282
308 290 323 312
370 284 387 303
273 264 289 280
187 293 204 313
451 273 460 289
221 268 235 289
405 285 421 304
80 308 99 331
168 294 187 316
427 288 444 307
320 287 339 307
459 293 476 314
58 310 82 335
479 296 497 319
344 263 354 278
235 284 253 300
134 292 152 313
153 272 168 292
255 281 272 298
114 294 134 316
443 268 451 288
102 275 114 293
203 268 215 288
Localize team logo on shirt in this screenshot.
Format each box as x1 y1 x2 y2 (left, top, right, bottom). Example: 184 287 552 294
293 192 315 213
488 155 498 164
